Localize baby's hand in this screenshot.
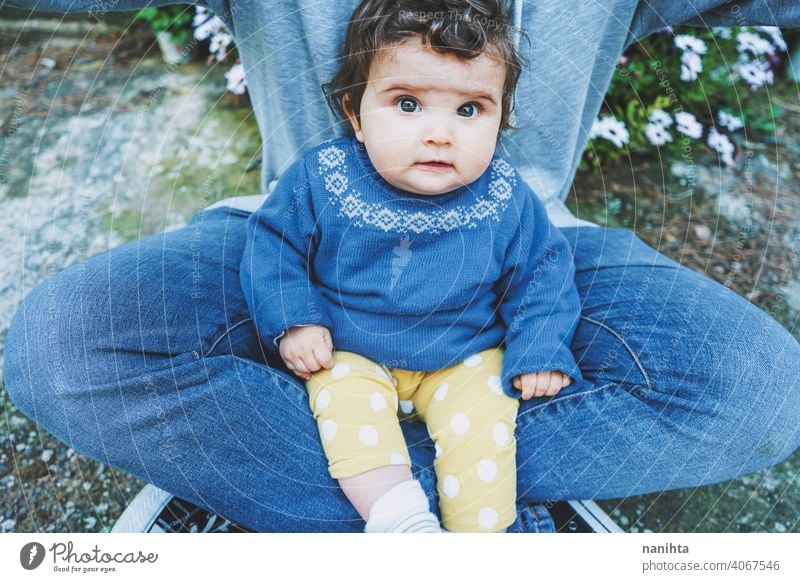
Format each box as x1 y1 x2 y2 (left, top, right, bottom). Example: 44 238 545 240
279 325 334 380
513 371 572 400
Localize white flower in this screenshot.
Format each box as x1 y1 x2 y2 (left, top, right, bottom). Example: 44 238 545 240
680 51 703 81
645 122 673 146
194 14 225 41
674 34 708 54
757 26 787 52
225 63 247 94
712 27 732 40
736 31 775 56
675 112 703 139
718 111 744 132
590 116 630 148
707 128 735 166
209 32 232 57
649 109 673 127
738 60 774 89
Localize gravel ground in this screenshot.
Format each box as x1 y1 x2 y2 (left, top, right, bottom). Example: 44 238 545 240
1 24 798 533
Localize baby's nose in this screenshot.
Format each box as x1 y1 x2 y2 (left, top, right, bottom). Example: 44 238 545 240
424 133 451 146
422 122 453 146
421 108 454 146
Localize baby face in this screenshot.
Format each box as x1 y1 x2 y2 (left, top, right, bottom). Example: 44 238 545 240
344 38 506 196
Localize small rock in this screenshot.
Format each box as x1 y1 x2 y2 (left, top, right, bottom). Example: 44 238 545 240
693 224 712 241
84 517 97 529
38 57 57 70
8 416 28 430
1 519 16 532
781 280 800 313
19 460 49 481
717 191 754 223
40 450 54 463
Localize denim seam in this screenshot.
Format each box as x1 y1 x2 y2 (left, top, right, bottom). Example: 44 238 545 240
231 354 306 396
516 381 617 421
579 315 654 389
202 318 253 358
576 264 679 274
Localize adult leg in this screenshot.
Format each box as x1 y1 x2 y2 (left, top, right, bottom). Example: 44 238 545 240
514 226 800 502
3 206 441 532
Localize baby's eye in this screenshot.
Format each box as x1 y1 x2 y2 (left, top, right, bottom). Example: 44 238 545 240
457 102 481 118
395 96 421 113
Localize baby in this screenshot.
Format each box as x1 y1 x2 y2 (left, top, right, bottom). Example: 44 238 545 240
240 0 582 532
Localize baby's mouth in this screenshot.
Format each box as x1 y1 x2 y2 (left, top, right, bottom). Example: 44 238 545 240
415 161 454 172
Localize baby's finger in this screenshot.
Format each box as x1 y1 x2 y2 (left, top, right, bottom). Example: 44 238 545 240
545 373 562 397
298 351 321 375
290 355 311 375
322 329 334 352
521 376 535 400
533 371 551 397
561 374 572 388
285 359 311 381
313 343 334 369
513 377 522 390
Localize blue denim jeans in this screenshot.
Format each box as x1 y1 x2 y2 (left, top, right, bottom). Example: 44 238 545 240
4 206 799 532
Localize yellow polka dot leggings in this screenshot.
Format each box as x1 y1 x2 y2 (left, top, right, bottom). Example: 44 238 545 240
306 349 519 532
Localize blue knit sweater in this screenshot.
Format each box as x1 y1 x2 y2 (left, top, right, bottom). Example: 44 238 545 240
240 136 582 397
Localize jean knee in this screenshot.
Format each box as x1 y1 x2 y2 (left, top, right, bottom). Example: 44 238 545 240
3 269 90 425
713 313 800 468
4 296 32 414
4 285 52 418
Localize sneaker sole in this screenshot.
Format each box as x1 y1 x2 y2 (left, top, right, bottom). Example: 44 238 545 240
113 484 622 533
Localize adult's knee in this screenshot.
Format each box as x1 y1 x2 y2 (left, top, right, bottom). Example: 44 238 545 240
637 276 800 479
704 304 800 471
3 259 112 439
741 316 800 464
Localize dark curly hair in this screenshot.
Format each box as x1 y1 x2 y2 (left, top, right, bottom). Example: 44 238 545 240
323 0 529 134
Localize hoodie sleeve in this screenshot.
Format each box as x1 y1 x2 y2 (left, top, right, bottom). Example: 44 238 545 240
494 183 583 394
239 156 333 353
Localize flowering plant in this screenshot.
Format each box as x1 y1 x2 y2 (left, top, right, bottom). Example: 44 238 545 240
134 6 246 96
191 7 247 95
585 26 789 170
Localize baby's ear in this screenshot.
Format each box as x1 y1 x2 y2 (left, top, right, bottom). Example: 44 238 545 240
342 94 364 142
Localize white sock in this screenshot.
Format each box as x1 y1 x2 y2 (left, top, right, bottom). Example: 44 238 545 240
364 479 442 533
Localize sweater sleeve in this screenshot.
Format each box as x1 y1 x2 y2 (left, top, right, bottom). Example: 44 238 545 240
495 184 583 391
239 156 333 352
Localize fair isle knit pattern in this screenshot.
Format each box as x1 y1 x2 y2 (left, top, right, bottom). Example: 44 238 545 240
318 143 517 234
